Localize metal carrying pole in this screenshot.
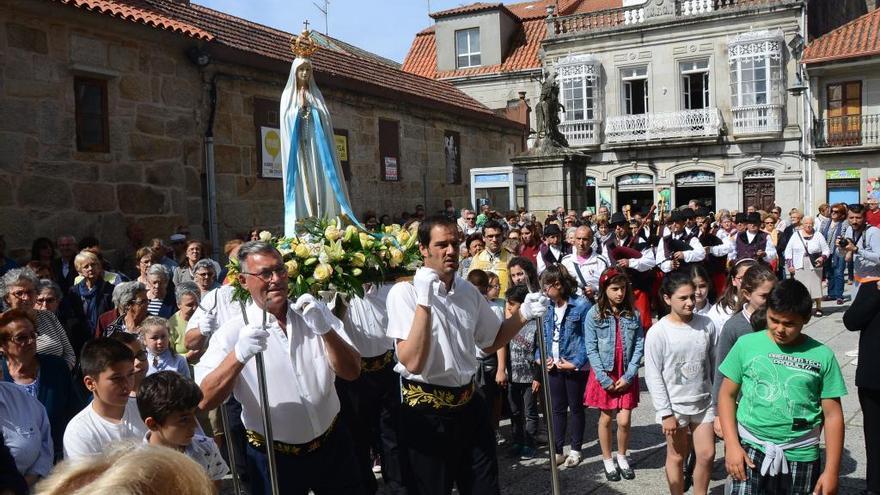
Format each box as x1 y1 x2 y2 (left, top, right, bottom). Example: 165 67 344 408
534 314 561 495
239 300 280 495
219 395 241 494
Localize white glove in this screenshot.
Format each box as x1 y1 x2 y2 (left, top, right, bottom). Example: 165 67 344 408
199 311 219 337
413 267 440 307
293 294 339 336
519 293 550 321
234 322 269 364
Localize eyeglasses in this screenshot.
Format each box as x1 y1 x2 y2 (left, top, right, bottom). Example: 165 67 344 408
133 350 148 362
130 299 148 306
194 272 215 279
36 296 57 304
10 332 38 345
242 265 288 282
763 220 775 225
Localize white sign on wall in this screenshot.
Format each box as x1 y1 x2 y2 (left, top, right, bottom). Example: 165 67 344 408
260 126 282 179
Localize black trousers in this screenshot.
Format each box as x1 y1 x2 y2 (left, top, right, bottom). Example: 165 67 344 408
507 382 538 448
335 362 407 495
548 369 587 455
398 392 499 495
861 387 880 492
245 419 365 495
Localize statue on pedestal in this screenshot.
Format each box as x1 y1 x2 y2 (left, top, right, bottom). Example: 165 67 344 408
533 72 569 151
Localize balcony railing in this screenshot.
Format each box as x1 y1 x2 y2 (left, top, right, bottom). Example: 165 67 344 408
814 114 880 148
548 0 783 38
560 120 601 147
605 108 722 144
731 104 783 136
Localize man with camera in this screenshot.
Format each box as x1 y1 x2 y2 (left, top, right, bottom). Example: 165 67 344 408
840 203 880 295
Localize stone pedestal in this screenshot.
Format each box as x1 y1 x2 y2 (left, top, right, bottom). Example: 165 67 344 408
511 150 590 218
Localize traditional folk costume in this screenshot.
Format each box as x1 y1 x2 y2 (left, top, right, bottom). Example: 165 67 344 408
655 211 706 273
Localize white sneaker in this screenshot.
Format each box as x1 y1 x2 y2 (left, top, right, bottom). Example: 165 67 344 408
845 349 859 357
564 451 582 467
554 453 566 465
852 358 858 366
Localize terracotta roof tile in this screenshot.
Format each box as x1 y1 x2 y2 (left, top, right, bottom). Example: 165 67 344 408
119 1 516 126
804 7 880 64
403 0 621 80
51 0 213 40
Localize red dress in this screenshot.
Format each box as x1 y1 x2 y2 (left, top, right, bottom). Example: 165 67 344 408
584 318 640 410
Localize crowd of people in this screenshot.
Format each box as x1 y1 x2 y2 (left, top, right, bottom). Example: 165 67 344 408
0 195 878 495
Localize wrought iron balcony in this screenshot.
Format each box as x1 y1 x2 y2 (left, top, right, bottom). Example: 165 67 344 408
731 104 783 136
605 108 722 144
547 0 785 38
814 115 880 149
560 120 601 147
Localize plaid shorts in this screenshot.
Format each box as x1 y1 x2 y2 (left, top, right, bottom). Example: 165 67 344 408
728 444 820 495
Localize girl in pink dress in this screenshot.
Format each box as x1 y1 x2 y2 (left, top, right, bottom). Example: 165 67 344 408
583 268 645 481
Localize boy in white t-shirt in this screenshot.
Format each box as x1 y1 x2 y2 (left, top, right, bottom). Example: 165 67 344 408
63 338 148 461
137 371 228 488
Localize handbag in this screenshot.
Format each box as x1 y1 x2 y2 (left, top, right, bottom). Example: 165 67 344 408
797 233 822 267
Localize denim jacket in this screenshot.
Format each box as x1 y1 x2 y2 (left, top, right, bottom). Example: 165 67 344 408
583 306 645 389
536 297 591 370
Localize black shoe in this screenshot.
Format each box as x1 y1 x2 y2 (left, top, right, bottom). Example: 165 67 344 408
618 464 635 480
604 466 621 482
683 473 693 492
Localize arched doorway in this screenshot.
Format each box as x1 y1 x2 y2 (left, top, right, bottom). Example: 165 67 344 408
742 168 776 211
675 171 716 209
616 173 654 214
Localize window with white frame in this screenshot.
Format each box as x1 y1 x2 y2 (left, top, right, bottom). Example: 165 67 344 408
557 55 601 122
455 28 481 69
621 66 649 115
681 59 710 110
728 31 783 108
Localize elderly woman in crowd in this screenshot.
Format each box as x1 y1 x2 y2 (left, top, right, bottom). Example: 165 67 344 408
1 310 83 462
97 281 148 337
144 264 176 318
168 281 202 363
0 381 52 488
458 233 485 277
191 259 220 296
784 216 830 317
173 240 207 286
1 268 75 369
34 279 63 316
63 250 115 355
135 246 158 287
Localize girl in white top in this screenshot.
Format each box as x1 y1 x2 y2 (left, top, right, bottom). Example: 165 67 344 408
645 271 718 495
688 264 714 317
704 259 757 334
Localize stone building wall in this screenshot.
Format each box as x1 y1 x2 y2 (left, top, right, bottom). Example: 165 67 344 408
0 0 522 259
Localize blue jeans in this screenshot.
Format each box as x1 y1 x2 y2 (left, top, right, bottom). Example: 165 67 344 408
825 252 846 299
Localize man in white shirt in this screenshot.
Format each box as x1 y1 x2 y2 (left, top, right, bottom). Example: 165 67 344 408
195 241 364 494
387 216 547 495
729 212 777 264
335 283 406 494
656 210 706 273
63 338 148 460
561 225 610 300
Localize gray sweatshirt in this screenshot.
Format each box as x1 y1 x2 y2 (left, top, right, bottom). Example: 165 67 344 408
645 314 718 423
712 310 753 401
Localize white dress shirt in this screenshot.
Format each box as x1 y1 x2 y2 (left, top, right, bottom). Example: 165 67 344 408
386 276 501 388
561 251 610 295
655 235 706 273
338 284 394 359
727 231 778 263
536 245 563 275
186 285 243 333
194 301 342 444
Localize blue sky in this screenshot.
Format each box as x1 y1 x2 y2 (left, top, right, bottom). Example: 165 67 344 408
195 0 467 63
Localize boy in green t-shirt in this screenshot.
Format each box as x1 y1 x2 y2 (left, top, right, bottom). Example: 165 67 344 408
718 279 846 495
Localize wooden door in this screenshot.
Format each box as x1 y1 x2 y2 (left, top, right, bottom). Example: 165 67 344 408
827 82 861 146
743 179 775 212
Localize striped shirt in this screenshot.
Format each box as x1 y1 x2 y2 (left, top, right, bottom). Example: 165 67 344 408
147 299 163 317
34 310 75 370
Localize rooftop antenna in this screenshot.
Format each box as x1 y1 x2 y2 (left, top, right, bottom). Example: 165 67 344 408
313 0 329 35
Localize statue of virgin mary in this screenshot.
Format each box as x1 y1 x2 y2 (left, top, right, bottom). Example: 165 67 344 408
280 29 359 236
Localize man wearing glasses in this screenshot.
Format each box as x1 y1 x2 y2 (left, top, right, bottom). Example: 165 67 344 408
468 220 512 297
195 241 364 494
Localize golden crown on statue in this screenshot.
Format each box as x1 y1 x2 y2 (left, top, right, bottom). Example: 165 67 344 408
290 22 319 58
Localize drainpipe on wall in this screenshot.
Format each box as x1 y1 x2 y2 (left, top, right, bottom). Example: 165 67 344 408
205 74 220 262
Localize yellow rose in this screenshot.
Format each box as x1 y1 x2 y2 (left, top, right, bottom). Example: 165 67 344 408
384 225 394 234
351 252 366 267
324 226 341 242
313 262 332 282
258 230 272 242
359 233 373 249
352 268 363 277
295 244 310 259
285 259 299 278
396 230 410 243
389 248 404 267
